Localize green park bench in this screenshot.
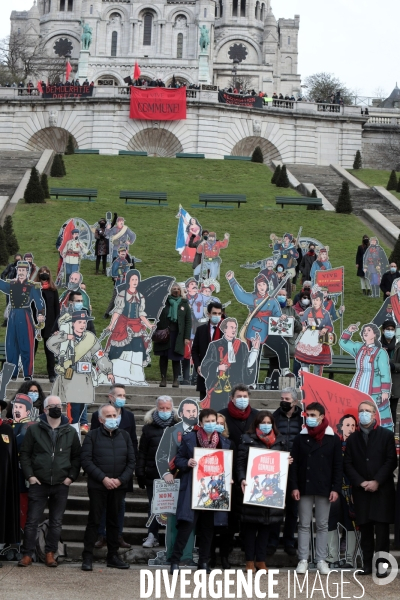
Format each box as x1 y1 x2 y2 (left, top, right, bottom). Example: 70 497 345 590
176 153 205 159
324 355 356 380
50 188 97 202
74 149 99 154
0 343 6 368
118 151 148 156
119 190 168 206
275 196 323 209
191 193 247 210
223 155 252 161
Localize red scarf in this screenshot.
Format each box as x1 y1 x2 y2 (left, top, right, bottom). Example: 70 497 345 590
306 416 329 443
197 427 219 448
41 281 50 290
256 428 276 448
227 400 251 421
211 323 222 341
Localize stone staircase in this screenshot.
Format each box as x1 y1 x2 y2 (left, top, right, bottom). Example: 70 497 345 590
286 164 400 218
0 151 42 199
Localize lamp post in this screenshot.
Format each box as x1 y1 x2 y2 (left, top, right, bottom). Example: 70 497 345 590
231 58 239 91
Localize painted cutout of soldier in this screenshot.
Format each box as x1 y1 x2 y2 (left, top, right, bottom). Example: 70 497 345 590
23 253 38 280
105 215 136 259
270 232 299 277
310 247 332 284
61 228 87 281
111 246 131 286
0 260 45 380
195 231 229 280
259 257 280 293
373 277 400 327
363 237 388 298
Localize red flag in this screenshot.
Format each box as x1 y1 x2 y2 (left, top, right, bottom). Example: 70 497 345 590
37 81 43 94
58 219 76 255
65 60 72 82
129 87 186 121
315 267 344 294
197 451 224 481
134 61 141 80
251 451 281 479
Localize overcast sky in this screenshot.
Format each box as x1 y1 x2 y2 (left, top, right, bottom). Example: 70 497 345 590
0 0 398 98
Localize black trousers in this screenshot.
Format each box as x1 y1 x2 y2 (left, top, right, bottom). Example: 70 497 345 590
170 511 214 564
159 356 180 379
359 522 390 568
83 488 125 559
263 335 290 371
390 397 398 428
210 527 231 559
22 482 69 556
96 255 107 271
34 336 56 378
243 522 270 562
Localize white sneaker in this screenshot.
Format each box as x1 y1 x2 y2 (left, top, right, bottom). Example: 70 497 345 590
296 560 308 574
317 560 331 575
142 533 159 548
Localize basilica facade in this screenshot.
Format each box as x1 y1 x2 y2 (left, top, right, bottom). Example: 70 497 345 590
10 0 301 94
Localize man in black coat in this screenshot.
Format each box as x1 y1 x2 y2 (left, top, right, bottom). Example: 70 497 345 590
192 301 223 400
300 244 317 284
380 261 400 302
289 401 342 575
0 418 20 550
91 384 137 549
343 400 397 576
81 403 135 571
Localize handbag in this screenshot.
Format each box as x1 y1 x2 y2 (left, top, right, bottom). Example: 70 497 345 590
152 327 170 344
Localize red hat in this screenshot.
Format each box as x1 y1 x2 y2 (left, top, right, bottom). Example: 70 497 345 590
13 393 33 409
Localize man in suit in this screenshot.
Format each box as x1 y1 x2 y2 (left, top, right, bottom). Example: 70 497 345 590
192 302 223 401
200 317 260 411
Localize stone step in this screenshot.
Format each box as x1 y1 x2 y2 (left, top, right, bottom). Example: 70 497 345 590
47 509 150 528
60 524 164 545
69 482 148 497
66 495 150 512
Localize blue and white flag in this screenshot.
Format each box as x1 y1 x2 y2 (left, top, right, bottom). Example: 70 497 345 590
175 204 191 254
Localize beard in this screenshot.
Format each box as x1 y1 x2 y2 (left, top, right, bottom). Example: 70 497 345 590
68 282 79 291
181 415 198 426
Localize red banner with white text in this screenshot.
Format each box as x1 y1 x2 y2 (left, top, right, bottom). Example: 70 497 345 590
129 87 187 120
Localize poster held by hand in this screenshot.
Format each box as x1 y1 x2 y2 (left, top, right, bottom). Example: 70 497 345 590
191 448 233 511
243 447 289 509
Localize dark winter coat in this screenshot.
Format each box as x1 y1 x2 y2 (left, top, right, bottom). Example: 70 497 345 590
1 262 18 281
39 288 60 337
91 406 138 459
136 408 180 486
237 432 287 525
0 421 20 544
218 406 259 449
20 414 81 485
343 426 397 525
272 405 303 450
80 425 136 490
262 302 302 357
153 297 192 357
174 430 233 525
356 244 368 277
192 321 218 395
381 335 400 398
300 252 317 281
94 227 110 256
289 426 342 497
380 270 400 299
188 234 202 269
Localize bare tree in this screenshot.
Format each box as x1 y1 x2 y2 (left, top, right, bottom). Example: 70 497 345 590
0 34 65 84
374 129 400 170
303 72 353 105
227 74 256 94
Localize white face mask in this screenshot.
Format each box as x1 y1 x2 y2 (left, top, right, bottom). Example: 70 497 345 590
302 298 310 306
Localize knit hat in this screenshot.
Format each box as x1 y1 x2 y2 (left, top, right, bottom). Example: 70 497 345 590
382 319 396 330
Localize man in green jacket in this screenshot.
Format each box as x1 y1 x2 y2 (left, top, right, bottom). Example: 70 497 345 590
18 395 81 568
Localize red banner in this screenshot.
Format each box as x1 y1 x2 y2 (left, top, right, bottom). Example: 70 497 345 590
129 87 187 121
251 451 281 479
300 371 380 435
315 267 344 294
197 450 225 480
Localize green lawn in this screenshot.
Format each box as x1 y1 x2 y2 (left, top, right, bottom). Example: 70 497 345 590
2 155 394 383
349 168 400 200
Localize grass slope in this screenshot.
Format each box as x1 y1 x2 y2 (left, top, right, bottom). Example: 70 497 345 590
349 168 400 200
2 156 393 382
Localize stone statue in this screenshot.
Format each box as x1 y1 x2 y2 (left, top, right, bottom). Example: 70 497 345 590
199 25 210 52
49 110 58 127
81 22 92 50
252 120 261 135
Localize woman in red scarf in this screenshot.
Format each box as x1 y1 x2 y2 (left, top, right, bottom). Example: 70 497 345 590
237 411 292 573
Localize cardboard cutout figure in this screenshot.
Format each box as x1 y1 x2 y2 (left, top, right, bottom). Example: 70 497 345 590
310 247 332 284
226 270 291 375
47 311 114 404
270 232 299 278
56 221 88 287
339 323 393 430
150 398 200 566
176 205 202 263
102 270 174 386
59 272 91 314
23 253 38 280
200 317 260 411
373 277 400 327
195 231 229 280
0 261 45 379
111 246 131 286
258 257 280 293
295 285 334 376
105 215 136 259
363 237 388 298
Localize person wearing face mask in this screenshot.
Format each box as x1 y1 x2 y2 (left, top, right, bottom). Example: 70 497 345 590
32 267 59 383
94 218 110 275
136 395 179 549
91 384 138 550
18 395 81 568
275 263 292 298
380 262 400 302
380 320 400 427
300 244 317 284
293 281 312 306
80 403 136 572
237 411 291 573
289 402 342 575
153 282 192 388
343 401 397 576
6 380 45 417
293 290 311 316
356 235 371 295
192 302 224 401
169 408 234 574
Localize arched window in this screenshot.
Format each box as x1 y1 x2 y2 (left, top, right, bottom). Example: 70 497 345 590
255 1 259 19
60 0 65 10
261 3 265 20
232 0 238 17
143 13 153 46
219 0 223 17
67 0 73 11
177 33 183 58
90 4 93 14
111 31 118 57
240 0 246 17
288 36 291 45
285 56 292 74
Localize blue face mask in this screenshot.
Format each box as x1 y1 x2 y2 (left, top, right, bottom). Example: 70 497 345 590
104 418 119 430
114 398 126 408
306 417 319 428
158 411 172 421
203 422 217 434
277 295 286 306
210 315 221 325
235 397 249 410
359 411 372 426
28 391 39 402
277 267 284 273
384 330 395 339
74 302 83 311
215 424 225 433
390 267 397 273
259 423 272 434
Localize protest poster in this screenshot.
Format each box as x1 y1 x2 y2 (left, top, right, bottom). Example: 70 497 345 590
315 267 344 294
191 448 233 511
243 447 289 509
151 479 180 515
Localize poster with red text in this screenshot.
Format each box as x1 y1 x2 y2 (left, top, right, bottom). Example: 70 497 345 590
315 267 344 294
191 448 233 511
130 87 187 120
243 447 290 509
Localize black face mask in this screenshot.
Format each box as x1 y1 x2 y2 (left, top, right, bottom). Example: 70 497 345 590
48 407 62 419
203 235 208 241
309 249 315 254
280 401 292 413
39 273 50 281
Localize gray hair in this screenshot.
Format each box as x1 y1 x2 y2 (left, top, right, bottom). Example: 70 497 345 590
281 387 298 403
98 403 117 419
43 395 62 409
156 395 174 409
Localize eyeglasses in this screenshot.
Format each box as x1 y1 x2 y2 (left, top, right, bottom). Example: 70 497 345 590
46 404 63 410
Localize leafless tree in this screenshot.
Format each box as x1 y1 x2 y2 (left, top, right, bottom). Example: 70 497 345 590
374 130 400 171
0 34 66 84
303 72 353 105
227 74 256 94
